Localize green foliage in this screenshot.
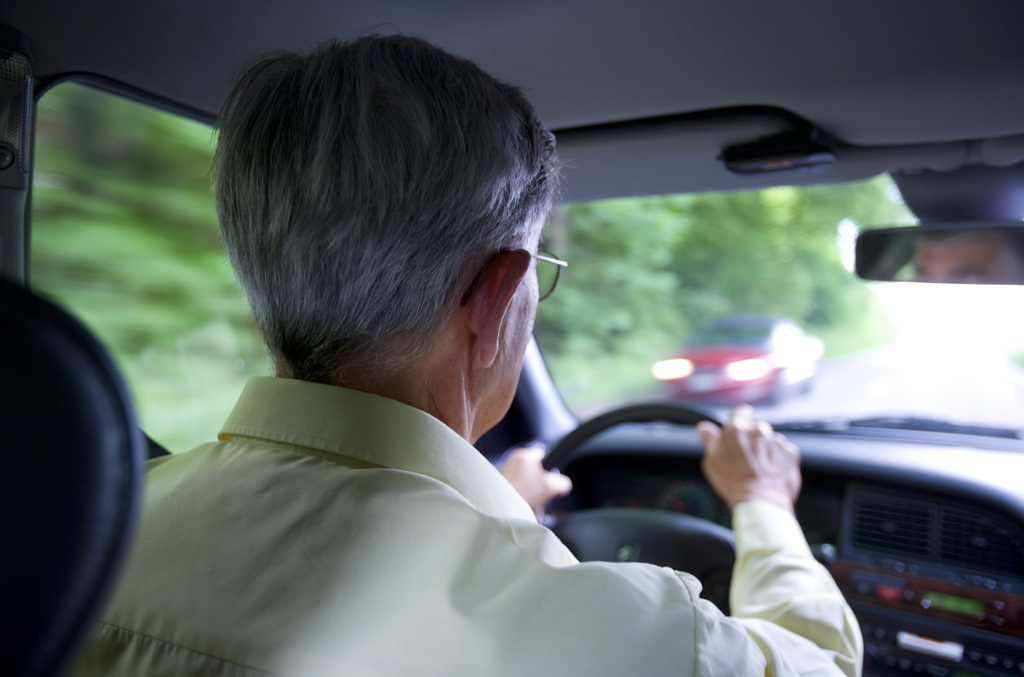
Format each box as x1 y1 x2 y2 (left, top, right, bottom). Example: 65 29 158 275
535 179 913 413
31 83 268 452
30 82 917 434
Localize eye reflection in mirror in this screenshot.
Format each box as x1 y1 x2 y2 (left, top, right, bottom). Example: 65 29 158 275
915 229 1024 283
856 222 1024 285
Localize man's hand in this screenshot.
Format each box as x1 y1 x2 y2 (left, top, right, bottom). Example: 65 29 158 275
696 405 801 514
500 446 573 521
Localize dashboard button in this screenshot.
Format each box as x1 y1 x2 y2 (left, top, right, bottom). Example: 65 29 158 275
876 584 902 602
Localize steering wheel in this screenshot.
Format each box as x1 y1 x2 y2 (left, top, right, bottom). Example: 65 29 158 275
544 402 736 613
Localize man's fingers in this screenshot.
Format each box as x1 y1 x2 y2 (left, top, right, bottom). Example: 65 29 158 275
696 420 721 448
517 446 545 463
728 404 755 427
544 470 573 497
776 433 801 460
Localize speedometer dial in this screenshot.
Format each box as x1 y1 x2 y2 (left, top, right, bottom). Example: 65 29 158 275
655 479 729 527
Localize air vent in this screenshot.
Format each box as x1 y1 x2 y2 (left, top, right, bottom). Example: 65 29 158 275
847 486 1024 585
940 509 1024 578
851 500 931 557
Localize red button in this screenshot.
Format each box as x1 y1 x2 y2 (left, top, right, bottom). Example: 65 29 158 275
876 584 903 602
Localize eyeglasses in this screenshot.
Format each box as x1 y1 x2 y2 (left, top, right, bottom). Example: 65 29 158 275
460 250 568 305
533 251 568 301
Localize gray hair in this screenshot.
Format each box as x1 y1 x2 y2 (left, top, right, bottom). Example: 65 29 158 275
212 35 560 384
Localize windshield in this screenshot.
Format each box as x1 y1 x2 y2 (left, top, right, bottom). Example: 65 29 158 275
688 328 771 348
533 180 1024 434
30 84 1024 442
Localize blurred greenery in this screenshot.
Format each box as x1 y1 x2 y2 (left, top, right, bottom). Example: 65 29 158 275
30 81 916 441
536 180 914 415
31 83 269 452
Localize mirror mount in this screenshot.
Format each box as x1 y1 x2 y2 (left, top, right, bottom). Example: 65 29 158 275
893 163 1024 223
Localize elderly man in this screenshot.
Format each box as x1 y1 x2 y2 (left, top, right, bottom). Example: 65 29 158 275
72 35 861 676
914 228 1024 283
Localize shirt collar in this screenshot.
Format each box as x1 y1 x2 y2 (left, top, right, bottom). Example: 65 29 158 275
219 376 536 522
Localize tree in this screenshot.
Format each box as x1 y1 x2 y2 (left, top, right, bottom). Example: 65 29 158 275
32 83 266 451
535 178 913 411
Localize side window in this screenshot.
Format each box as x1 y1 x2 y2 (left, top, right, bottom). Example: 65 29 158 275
30 82 268 452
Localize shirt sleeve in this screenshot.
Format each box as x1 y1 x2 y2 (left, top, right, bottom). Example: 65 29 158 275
690 500 863 677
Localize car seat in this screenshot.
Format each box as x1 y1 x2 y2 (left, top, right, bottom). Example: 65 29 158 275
0 276 145 676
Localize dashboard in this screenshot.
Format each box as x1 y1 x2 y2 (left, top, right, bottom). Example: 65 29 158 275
551 423 1024 677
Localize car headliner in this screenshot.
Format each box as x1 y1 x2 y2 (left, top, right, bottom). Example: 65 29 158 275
4 0 1024 201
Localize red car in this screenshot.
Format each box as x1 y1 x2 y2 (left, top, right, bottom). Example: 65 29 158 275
653 315 823 405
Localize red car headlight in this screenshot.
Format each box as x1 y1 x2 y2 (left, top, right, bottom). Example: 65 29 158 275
652 358 694 380
725 358 770 381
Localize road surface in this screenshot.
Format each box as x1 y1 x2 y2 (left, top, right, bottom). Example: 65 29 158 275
747 339 1024 430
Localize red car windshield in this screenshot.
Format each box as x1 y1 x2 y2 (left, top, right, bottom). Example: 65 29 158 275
687 328 772 348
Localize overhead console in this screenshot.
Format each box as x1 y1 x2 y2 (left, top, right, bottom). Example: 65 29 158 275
553 104 1024 205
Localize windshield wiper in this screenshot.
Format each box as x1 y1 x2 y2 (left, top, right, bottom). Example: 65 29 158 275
773 416 1024 440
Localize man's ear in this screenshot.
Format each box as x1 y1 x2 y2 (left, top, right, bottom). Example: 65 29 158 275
463 249 532 369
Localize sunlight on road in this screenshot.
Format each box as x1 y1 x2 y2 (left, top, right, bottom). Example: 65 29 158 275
875 283 1024 357
759 283 1024 428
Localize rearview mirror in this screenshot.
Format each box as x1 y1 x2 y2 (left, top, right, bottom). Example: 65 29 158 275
855 221 1024 284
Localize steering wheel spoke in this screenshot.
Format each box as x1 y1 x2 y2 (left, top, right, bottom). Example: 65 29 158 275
545 402 735 613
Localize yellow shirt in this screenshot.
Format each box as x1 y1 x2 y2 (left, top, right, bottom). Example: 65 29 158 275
72 376 861 676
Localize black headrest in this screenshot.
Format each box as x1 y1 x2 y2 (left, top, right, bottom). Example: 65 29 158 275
0 277 144 676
